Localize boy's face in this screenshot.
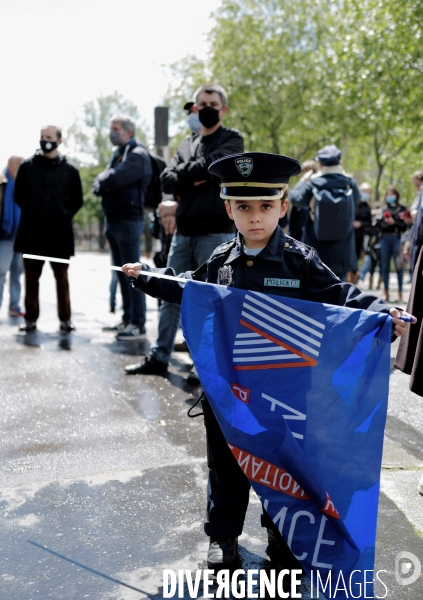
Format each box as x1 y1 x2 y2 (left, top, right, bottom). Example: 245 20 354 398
225 198 288 249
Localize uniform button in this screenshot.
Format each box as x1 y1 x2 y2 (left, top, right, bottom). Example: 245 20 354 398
246 260 254 267
284 242 290 247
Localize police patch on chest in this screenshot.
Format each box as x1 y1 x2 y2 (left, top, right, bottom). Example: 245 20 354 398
264 278 300 288
217 265 233 286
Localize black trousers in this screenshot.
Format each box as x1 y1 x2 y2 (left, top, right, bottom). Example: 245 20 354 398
202 397 301 562
202 397 251 537
24 258 71 322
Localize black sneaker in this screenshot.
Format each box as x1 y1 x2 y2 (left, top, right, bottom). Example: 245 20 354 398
125 355 168 376
187 364 200 385
60 321 75 332
207 536 238 568
19 321 36 332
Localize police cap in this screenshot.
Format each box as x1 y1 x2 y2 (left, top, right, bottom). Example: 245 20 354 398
208 152 301 200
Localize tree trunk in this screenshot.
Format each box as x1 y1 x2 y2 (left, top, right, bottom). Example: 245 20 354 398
375 162 385 205
373 132 385 204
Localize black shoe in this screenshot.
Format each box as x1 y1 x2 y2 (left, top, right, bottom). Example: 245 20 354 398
187 364 200 384
266 528 302 570
19 321 36 332
207 536 238 568
102 321 127 332
125 355 168 376
60 320 75 332
174 339 189 352
116 325 146 341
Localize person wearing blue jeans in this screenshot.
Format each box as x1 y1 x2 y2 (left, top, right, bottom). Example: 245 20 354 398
377 187 408 303
0 156 24 318
105 219 146 331
0 242 23 315
380 234 403 302
93 114 152 340
148 232 234 366
124 83 244 376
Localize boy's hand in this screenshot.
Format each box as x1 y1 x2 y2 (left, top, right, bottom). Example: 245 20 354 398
122 262 143 278
389 308 417 337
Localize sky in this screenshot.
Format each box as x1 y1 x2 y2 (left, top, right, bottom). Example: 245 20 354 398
0 0 221 166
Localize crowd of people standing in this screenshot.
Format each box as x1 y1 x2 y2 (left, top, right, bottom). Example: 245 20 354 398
1 82 422 572
1 85 422 338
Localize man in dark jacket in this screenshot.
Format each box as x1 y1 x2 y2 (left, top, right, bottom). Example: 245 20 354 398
14 125 83 332
290 145 360 281
125 83 244 376
93 115 152 340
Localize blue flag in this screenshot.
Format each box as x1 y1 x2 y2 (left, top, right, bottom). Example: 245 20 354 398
181 281 391 599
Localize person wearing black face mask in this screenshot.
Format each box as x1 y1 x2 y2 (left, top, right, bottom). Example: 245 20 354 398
92 114 152 341
13 125 83 333
125 83 244 380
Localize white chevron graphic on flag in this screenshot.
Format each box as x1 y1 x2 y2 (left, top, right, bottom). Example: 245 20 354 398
233 292 326 370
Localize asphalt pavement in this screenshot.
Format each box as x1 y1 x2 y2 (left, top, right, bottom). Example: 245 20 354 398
0 251 422 600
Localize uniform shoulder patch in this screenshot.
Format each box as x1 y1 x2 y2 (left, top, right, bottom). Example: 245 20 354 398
210 238 236 258
284 235 311 256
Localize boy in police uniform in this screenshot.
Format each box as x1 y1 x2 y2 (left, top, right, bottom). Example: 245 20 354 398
122 152 415 569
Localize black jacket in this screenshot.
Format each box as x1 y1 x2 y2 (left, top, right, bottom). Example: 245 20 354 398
13 152 83 258
290 173 360 278
394 246 423 396
160 126 244 236
93 139 152 223
355 201 372 234
375 203 408 236
132 226 391 316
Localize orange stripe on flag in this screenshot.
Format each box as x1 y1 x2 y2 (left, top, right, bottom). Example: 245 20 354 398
235 319 317 370
228 443 309 500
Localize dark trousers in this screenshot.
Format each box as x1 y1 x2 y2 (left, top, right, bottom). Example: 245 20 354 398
105 219 146 329
202 398 300 563
24 258 71 322
202 398 251 537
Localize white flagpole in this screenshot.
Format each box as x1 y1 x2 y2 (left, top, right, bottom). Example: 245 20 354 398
23 254 187 283
110 265 187 283
23 254 71 265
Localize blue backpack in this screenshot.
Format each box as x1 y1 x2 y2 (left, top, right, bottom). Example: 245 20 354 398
312 181 354 242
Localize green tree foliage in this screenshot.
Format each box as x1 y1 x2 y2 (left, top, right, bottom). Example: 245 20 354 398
324 0 423 200
165 0 423 202
210 0 331 158
67 91 148 230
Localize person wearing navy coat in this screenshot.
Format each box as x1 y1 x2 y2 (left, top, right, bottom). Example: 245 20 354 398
290 145 360 281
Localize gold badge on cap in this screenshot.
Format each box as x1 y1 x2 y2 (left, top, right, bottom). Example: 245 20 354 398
217 265 233 286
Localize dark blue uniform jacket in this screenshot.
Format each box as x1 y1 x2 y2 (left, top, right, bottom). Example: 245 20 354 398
290 173 360 278
132 226 391 317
